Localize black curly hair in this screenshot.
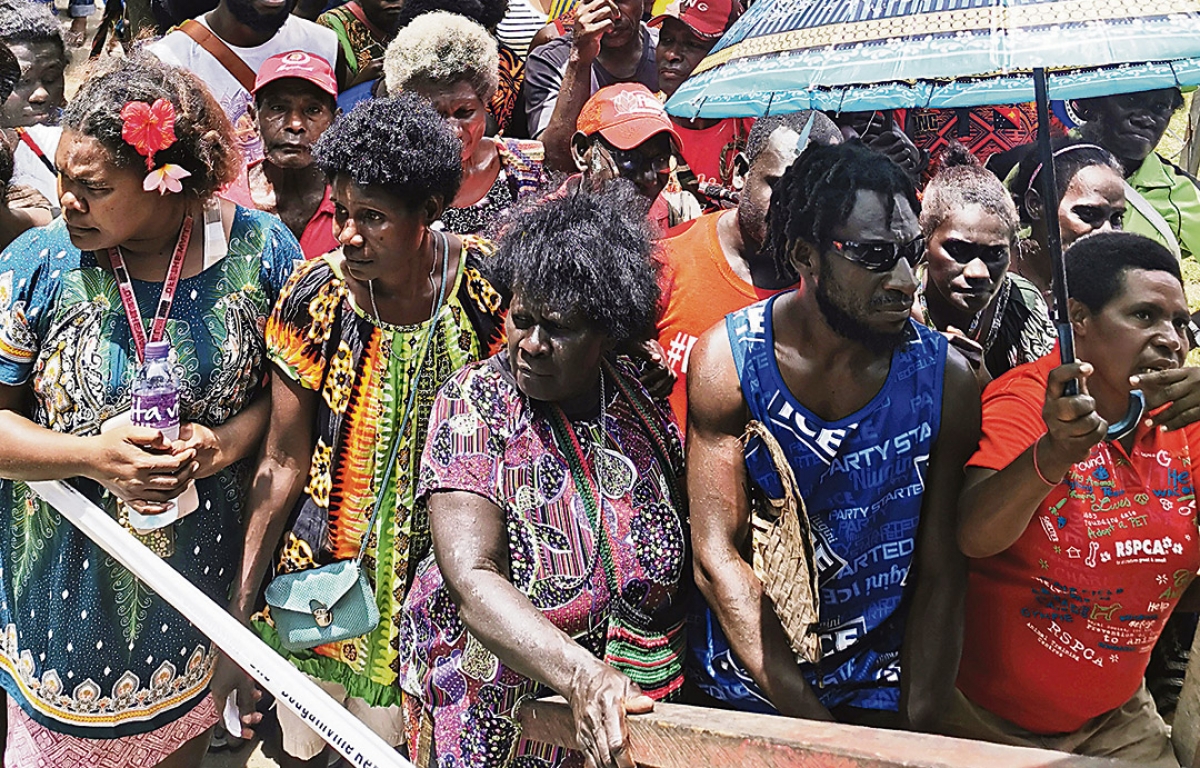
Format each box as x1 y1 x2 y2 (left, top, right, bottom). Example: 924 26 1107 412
0 42 17 106
487 181 660 344
1067 231 1182 313
60 53 240 200
768 140 919 275
1010 137 1122 225
0 0 64 52
313 93 463 210
0 134 12 192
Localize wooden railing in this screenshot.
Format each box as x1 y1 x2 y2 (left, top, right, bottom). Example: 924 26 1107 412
518 697 1144 768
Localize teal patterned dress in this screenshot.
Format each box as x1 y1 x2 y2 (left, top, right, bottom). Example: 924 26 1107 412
0 209 299 737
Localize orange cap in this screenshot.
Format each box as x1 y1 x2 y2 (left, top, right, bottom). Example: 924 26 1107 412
576 83 682 151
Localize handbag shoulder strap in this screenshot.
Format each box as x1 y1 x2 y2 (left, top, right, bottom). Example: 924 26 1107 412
354 238 451 563
343 1 387 39
344 1 369 24
741 419 802 519
180 19 257 93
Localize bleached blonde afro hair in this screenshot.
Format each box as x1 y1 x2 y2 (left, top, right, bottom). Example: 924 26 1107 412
384 11 499 103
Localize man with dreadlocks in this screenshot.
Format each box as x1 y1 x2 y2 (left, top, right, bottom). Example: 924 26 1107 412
655 110 842 432
687 141 981 730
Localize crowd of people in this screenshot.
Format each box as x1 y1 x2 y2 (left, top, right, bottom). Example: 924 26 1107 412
2 1 1200 767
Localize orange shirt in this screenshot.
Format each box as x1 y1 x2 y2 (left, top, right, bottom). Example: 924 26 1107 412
656 210 794 431
959 351 1200 733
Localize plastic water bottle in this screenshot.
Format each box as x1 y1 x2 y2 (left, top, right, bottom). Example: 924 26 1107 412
130 340 180 442
127 340 187 532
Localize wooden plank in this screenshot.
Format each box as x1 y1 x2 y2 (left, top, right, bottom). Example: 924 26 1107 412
518 697 1142 768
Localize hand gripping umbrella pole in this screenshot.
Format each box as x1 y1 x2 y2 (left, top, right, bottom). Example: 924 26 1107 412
28 480 412 768
1033 68 1145 441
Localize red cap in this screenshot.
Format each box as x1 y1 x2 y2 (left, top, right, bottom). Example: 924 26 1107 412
253 51 338 98
649 0 743 41
577 83 682 151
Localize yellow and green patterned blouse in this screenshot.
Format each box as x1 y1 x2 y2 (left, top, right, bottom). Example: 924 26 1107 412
254 243 504 706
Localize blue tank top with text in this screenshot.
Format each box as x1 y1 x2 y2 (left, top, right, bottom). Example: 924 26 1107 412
689 293 947 713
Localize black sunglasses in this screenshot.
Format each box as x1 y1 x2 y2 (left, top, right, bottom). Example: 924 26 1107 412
830 236 926 273
593 138 672 177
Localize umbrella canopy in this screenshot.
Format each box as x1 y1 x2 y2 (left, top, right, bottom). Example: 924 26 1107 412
667 0 1200 118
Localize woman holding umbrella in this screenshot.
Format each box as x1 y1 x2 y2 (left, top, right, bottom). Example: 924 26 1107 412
952 231 1200 765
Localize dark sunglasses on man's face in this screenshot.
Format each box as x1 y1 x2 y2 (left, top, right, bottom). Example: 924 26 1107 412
830 236 926 273
595 139 672 177
942 239 1010 268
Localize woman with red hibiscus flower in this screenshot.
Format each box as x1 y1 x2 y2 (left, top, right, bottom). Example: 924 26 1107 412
0 53 302 767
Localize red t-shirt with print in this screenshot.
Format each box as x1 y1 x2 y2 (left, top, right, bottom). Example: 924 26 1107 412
958 350 1200 733
671 117 755 190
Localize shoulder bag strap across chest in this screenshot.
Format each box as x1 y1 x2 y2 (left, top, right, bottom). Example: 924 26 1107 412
179 19 257 93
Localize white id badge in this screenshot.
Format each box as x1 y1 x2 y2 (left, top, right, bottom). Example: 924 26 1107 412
99 411 200 533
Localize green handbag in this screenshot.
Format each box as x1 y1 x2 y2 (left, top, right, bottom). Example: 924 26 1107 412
264 559 381 652
264 238 450 652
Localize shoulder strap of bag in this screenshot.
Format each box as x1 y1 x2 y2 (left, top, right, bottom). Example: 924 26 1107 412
742 420 801 517
353 238 451 564
343 1 387 40
1122 179 1181 258
180 19 257 93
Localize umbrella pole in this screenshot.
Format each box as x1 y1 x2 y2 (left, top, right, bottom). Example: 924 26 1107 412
1034 68 1145 437
1033 69 1075 387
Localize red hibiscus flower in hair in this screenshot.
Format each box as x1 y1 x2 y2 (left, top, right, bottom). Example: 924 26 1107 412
120 98 178 170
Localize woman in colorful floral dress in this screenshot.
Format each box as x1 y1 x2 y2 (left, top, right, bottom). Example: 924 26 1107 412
230 94 505 767
0 55 299 767
400 183 689 768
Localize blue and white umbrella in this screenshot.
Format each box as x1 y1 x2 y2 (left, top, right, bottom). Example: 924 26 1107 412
666 0 1200 118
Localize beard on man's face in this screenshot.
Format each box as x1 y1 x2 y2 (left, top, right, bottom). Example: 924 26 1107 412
223 0 294 36
813 254 908 355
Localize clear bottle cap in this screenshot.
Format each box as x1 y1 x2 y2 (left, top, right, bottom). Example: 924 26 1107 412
144 341 172 361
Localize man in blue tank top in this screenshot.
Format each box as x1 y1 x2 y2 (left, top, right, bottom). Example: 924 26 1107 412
687 142 982 731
